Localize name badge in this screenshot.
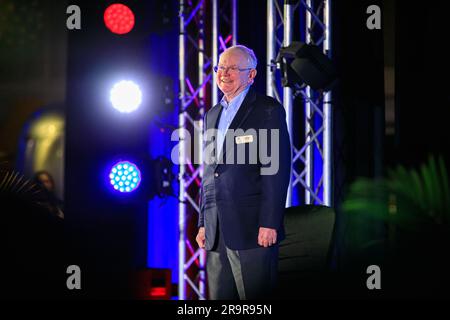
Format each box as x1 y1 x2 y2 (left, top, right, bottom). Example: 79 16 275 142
235 135 254 144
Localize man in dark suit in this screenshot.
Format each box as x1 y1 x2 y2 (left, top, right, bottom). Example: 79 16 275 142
196 45 291 300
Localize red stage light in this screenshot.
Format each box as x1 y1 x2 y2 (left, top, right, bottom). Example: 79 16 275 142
104 3 135 35
150 287 167 297
134 268 172 300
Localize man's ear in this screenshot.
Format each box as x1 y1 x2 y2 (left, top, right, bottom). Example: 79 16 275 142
249 69 257 82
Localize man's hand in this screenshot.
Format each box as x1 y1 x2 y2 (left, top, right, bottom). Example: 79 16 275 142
258 227 277 247
196 227 206 249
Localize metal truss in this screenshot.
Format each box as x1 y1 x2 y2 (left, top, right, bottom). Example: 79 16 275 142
178 0 237 300
178 0 332 300
267 0 333 207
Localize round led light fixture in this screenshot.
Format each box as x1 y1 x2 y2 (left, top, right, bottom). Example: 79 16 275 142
110 80 142 113
104 3 135 35
109 161 141 193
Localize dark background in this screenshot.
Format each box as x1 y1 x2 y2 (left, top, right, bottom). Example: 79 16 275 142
1 0 450 299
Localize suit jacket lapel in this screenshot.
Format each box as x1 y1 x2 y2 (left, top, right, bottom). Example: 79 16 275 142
205 103 223 170
207 103 223 130
227 87 257 132
216 87 257 168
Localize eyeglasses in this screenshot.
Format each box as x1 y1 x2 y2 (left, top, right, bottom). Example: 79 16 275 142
213 65 253 74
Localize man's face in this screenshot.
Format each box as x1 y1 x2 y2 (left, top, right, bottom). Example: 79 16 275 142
216 50 256 98
38 173 54 192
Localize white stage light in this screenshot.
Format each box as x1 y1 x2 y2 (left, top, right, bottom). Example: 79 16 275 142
110 80 142 113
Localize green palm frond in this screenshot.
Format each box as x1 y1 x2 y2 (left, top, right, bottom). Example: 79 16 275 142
0 165 44 205
439 156 450 220
342 177 390 220
343 155 450 231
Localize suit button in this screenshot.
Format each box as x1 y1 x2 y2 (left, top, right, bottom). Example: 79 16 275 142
214 172 219 178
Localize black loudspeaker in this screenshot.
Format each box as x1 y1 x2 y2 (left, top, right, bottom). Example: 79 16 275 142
278 42 337 91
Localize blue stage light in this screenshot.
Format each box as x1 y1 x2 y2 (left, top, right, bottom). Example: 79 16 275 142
109 161 141 192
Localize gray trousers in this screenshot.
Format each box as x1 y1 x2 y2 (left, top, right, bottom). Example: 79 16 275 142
206 225 279 300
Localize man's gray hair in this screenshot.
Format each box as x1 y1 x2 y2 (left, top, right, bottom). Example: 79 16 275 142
222 45 258 69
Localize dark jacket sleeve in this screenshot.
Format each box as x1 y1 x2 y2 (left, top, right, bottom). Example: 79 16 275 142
258 99 291 229
198 111 207 228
